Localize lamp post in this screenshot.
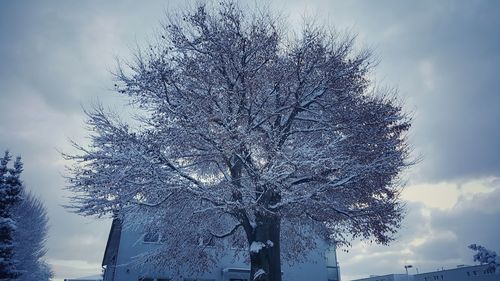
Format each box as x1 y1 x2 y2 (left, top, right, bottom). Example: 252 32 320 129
405 265 413 281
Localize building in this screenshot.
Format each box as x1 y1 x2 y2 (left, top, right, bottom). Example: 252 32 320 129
102 218 341 281
352 274 413 281
414 264 497 281
64 275 103 281
353 264 498 281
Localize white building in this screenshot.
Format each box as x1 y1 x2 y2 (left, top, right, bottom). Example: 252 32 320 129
353 264 499 281
101 218 341 281
352 274 413 281
413 264 498 281
64 275 103 281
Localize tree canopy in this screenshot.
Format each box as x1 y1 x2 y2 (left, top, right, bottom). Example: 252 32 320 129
0 151 52 281
65 2 411 280
13 192 53 281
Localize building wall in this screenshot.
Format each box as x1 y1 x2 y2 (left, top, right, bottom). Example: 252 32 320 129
64 278 102 281
104 225 340 281
353 265 499 281
353 274 413 281
414 265 498 281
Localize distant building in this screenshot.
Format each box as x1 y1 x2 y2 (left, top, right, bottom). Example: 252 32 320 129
352 274 413 281
414 264 497 281
101 218 341 281
64 275 103 281
353 264 498 281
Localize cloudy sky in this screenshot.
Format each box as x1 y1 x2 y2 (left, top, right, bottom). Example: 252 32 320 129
1 1 499 280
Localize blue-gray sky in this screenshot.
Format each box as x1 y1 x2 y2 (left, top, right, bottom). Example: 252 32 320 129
1 1 499 280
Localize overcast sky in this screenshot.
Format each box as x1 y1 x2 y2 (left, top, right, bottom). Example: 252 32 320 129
1 1 499 281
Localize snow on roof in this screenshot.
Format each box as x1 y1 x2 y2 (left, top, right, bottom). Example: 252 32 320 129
64 275 102 281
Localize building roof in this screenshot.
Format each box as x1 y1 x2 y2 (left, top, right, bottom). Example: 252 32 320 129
64 275 102 281
102 217 122 267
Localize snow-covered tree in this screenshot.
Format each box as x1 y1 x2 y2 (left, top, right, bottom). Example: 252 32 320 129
12 192 53 281
0 151 23 280
469 244 500 274
1 151 52 281
65 2 411 281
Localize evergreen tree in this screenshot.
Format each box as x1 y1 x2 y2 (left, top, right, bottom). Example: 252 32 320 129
0 151 23 280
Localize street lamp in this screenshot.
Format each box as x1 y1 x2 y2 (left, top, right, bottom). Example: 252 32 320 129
405 265 413 281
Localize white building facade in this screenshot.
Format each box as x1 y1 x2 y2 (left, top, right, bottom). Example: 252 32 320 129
102 218 341 281
353 264 499 281
413 265 498 281
352 274 413 281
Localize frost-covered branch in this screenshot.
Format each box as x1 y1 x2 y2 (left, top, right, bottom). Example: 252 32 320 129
210 223 242 239
469 244 500 274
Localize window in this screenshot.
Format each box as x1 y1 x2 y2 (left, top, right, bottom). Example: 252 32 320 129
143 232 160 243
159 234 168 243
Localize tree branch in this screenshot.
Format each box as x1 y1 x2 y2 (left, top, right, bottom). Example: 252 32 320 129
210 223 242 239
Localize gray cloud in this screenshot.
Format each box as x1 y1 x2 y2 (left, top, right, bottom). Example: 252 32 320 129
350 0 500 182
0 1 167 279
339 186 500 280
283 0 500 182
430 192 500 249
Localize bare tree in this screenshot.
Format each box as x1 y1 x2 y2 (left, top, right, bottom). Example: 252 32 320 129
65 2 411 281
13 192 53 281
469 244 500 274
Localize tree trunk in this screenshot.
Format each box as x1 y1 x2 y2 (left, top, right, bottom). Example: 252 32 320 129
250 213 281 281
